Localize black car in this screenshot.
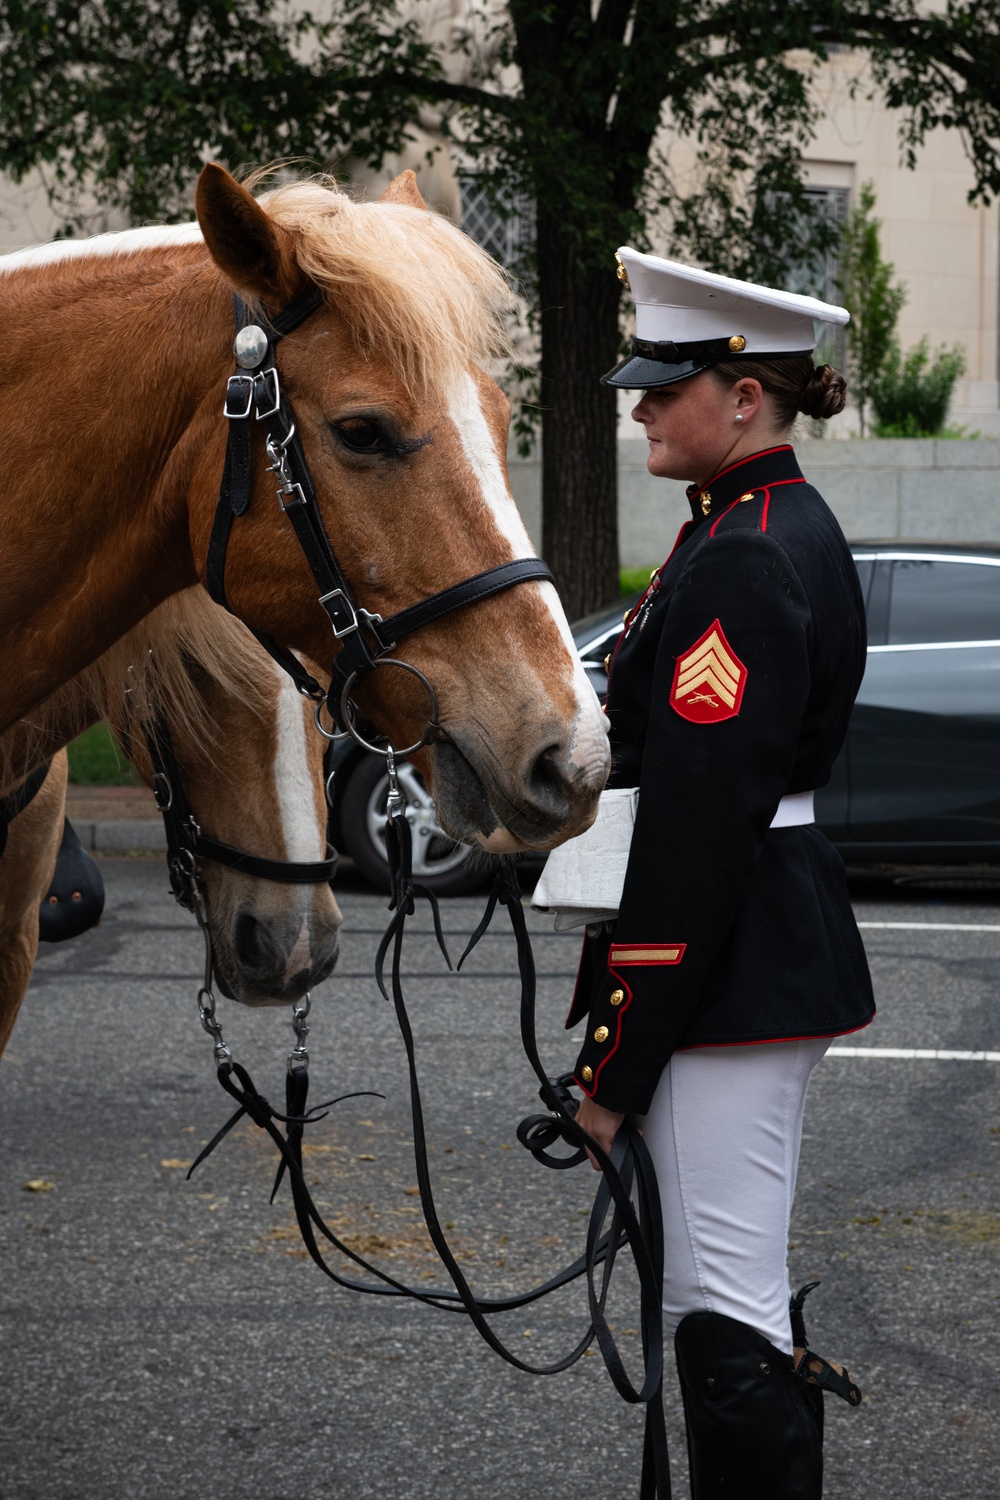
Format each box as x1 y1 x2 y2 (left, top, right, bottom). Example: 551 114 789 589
328 543 1000 889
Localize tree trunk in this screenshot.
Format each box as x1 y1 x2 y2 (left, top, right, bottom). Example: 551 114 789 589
537 207 622 620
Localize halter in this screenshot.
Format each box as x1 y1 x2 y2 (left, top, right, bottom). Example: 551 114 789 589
205 287 555 751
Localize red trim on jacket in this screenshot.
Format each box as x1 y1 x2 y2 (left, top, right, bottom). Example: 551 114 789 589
576 965 633 1098
691 445 794 505
675 1014 875 1052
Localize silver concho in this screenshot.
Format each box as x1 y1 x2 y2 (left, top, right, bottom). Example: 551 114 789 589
233 324 268 370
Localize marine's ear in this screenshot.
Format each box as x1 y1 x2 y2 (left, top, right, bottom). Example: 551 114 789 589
379 169 427 210
195 164 305 306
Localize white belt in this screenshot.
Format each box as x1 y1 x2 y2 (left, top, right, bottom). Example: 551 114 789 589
769 790 815 828
532 786 817 932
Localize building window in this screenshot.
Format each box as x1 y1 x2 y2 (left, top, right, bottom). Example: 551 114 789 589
459 177 534 271
787 186 850 368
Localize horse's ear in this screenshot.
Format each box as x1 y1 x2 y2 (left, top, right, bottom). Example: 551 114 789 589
195 164 303 304
379 169 427 210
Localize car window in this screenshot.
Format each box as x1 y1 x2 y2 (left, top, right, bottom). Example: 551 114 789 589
852 557 874 611
887 558 1000 645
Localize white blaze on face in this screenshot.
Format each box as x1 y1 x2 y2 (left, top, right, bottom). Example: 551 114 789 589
446 371 609 762
272 664 325 863
271 664 326 987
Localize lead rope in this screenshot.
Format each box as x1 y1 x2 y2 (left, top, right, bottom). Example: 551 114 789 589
188 755 670 1497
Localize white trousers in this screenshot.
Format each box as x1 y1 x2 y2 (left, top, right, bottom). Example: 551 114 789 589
636 1038 829 1356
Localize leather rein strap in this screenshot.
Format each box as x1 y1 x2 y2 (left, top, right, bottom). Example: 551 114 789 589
205 289 555 715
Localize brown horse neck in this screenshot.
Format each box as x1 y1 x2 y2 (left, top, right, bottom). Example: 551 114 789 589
0 243 230 728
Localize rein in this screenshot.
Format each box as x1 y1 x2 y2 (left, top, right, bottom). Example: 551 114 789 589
186 757 672 1498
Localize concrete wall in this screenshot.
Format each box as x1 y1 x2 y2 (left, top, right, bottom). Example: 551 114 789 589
508 440 1000 570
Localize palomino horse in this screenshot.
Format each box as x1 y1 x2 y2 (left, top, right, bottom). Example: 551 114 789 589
0 587 342 1058
0 168 608 854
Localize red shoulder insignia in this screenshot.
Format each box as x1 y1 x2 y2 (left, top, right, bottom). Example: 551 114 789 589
670 619 746 724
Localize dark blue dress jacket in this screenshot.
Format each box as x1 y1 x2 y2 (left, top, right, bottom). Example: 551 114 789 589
570 444 876 1114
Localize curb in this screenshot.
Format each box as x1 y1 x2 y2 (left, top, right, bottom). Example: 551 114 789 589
72 819 167 855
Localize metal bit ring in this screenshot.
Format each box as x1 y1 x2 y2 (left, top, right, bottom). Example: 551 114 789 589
338 659 439 758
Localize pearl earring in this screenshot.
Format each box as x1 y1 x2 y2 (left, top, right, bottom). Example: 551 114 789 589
735 413 744 422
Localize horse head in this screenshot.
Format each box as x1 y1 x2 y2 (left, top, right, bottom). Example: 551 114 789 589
116 592 342 1007
187 167 609 854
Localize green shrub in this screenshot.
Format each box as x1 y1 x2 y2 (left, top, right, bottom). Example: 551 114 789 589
871 338 966 437
66 723 141 786
620 566 655 596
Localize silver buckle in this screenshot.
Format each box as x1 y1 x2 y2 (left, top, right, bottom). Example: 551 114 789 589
224 375 254 419
319 588 359 638
254 367 281 420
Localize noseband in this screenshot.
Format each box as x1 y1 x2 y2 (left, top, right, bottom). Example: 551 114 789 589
205 287 555 750
142 711 338 913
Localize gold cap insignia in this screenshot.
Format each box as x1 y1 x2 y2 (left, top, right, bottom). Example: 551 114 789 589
728 335 747 352
615 253 630 289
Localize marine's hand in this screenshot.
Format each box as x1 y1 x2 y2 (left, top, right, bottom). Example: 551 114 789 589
575 1094 625 1171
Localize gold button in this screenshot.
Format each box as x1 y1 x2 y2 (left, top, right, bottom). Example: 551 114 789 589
739 491 755 502
649 567 660 583
728 334 746 352
610 988 625 1006
623 608 632 626
603 653 612 673
594 1025 609 1043
700 493 712 516
581 1065 594 1083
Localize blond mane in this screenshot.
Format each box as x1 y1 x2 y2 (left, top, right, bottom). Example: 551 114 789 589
257 176 514 394
0 589 272 793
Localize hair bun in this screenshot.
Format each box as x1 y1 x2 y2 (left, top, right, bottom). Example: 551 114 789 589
799 364 847 420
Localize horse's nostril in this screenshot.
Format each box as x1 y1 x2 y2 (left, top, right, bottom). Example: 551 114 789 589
525 743 572 817
232 909 284 979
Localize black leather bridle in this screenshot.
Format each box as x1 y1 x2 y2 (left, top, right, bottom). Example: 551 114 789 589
205 287 555 748
141 711 337 913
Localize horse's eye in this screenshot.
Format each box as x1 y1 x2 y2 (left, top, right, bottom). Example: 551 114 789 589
334 418 388 453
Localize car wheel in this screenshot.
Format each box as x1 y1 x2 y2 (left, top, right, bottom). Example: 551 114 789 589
338 753 490 896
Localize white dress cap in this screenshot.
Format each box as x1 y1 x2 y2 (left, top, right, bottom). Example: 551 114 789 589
603 247 850 389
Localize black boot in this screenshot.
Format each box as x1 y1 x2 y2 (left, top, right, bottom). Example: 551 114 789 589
674 1311 823 1499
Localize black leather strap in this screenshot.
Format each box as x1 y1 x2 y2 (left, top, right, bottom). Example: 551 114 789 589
139 711 337 909
194 832 337 886
374 559 556 652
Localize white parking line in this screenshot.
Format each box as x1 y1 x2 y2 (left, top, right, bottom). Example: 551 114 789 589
828 1046 1000 1061
857 921 1000 933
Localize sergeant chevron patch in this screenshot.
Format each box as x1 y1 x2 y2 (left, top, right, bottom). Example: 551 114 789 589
670 619 747 724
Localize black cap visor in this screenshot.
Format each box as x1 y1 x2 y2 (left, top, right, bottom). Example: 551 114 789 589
601 353 712 389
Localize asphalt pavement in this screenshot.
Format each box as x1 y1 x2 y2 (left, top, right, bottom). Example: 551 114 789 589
1 859 998 1499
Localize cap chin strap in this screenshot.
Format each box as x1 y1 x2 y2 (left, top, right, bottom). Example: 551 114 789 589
630 335 814 364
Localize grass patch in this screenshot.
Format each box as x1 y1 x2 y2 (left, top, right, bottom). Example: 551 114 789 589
66 723 142 787
620 566 656 596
